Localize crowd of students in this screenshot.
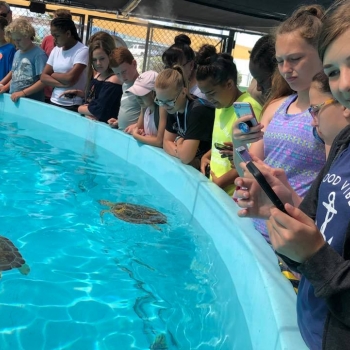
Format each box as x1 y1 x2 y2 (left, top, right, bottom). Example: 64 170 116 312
0 0 350 348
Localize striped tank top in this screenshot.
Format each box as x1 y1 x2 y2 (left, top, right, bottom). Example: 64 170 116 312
253 94 326 242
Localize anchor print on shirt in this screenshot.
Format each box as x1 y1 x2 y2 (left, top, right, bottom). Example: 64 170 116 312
317 191 336 245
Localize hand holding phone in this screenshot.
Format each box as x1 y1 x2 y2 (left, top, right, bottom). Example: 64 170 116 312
235 146 252 163
233 102 258 133
246 161 289 215
64 92 77 99
214 142 233 151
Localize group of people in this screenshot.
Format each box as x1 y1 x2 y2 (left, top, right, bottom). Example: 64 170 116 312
0 0 350 348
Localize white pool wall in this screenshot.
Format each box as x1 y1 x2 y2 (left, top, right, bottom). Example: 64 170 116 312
0 95 307 349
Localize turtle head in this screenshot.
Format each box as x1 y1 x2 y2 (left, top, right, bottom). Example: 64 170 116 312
98 200 114 207
19 263 30 275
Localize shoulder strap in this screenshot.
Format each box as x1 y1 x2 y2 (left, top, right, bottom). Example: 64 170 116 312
154 104 160 130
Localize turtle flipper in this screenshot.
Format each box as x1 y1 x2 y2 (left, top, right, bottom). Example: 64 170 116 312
18 263 30 275
151 224 161 231
100 210 109 223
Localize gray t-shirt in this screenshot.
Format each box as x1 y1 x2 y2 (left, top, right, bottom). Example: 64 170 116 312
118 81 141 130
10 45 47 102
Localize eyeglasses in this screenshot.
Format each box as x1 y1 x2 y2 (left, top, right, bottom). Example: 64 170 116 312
308 98 337 118
154 89 183 107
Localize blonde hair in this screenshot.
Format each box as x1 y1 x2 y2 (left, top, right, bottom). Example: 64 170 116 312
155 65 192 99
6 18 35 40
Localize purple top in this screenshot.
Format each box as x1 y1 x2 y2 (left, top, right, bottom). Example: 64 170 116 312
253 94 326 242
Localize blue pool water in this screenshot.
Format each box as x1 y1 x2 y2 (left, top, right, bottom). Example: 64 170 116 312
0 114 250 350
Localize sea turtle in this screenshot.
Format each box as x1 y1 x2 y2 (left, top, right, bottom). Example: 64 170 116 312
0 236 30 278
98 200 167 229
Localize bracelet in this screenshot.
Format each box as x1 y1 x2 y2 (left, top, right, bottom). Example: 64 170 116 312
22 90 26 96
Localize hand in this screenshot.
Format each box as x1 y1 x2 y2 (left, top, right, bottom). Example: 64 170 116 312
133 128 145 136
234 160 293 218
11 91 25 102
219 141 234 160
200 152 211 175
232 114 264 145
58 89 75 98
267 203 326 263
107 118 118 129
124 123 137 134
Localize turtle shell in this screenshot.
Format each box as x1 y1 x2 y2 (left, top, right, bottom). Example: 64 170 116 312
0 236 26 271
112 203 167 225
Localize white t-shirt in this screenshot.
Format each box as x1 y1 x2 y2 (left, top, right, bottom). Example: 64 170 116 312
144 107 157 136
47 41 88 106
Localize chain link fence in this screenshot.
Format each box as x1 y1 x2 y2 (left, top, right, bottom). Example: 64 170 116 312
9 5 85 44
8 3 230 74
86 16 229 73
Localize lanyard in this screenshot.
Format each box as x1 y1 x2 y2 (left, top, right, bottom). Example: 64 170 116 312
176 100 189 136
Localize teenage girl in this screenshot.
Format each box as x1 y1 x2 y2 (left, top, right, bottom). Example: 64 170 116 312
63 38 122 123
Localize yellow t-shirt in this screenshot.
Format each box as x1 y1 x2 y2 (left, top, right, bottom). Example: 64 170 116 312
210 92 262 196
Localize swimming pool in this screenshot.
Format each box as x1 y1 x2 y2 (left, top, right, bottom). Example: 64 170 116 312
0 95 307 349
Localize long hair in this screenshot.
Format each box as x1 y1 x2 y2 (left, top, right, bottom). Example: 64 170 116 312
85 39 115 96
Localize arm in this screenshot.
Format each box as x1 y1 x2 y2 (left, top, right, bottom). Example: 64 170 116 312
41 64 67 88
212 168 239 189
175 137 200 163
163 129 178 156
132 107 167 148
51 63 87 86
0 71 12 85
200 149 211 175
11 79 45 102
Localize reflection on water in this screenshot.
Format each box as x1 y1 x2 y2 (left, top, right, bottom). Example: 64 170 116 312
0 115 247 350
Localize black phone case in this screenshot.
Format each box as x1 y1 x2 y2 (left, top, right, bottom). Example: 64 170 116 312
246 162 289 215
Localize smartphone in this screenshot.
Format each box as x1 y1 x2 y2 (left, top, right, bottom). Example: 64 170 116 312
214 142 233 151
246 161 289 215
233 102 258 127
235 146 252 163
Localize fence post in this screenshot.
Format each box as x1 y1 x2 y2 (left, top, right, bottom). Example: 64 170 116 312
79 14 85 42
86 15 92 44
142 23 152 73
225 30 236 54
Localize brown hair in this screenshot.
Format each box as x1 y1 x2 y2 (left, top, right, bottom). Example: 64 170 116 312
264 5 325 108
109 47 134 67
318 0 350 61
275 5 325 48
311 71 333 95
53 9 72 19
88 31 115 48
155 65 192 99
262 69 294 113
86 39 114 95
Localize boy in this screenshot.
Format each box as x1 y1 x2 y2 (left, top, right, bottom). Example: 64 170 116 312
108 47 141 131
0 18 47 102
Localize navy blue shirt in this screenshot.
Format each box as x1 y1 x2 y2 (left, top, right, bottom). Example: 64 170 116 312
86 77 122 123
297 146 350 349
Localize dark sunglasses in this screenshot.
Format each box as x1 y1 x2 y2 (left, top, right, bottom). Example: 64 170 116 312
0 13 8 18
